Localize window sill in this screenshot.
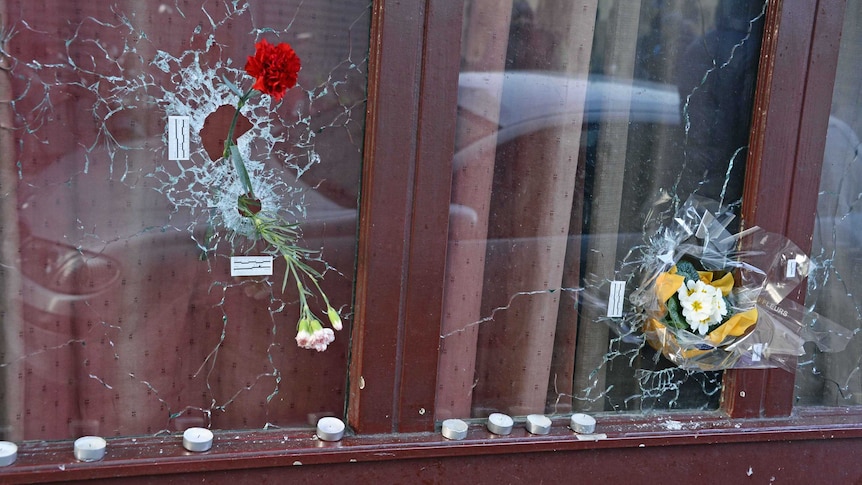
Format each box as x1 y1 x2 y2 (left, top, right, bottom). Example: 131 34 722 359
4 408 862 483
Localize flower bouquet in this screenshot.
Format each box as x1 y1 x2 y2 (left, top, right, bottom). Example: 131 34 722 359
617 195 850 371
646 259 759 362
215 39 343 351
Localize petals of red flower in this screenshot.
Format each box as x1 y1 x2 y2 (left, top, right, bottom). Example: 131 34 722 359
244 39 301 102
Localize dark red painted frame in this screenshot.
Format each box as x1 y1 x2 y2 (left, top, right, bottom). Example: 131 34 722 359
728 0 847 419
348 0 460 435
4 0 862 482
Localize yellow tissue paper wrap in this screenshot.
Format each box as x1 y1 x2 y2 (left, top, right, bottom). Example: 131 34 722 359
609 195 852 371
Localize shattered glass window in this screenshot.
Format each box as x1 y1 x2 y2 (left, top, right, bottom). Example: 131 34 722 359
795 0 862 407
0 0 369 440
437 0 767 420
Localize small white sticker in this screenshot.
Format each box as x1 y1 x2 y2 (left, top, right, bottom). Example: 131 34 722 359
785 258 797 278
751 343 765 362
231 256 274 277
607 281 625 318
168 116 190 160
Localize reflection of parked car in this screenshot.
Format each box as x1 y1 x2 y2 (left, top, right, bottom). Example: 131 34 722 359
457 71 679 150
453 72 684 250
453 70 681 236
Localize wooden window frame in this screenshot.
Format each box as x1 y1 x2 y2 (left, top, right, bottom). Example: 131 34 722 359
726 0 849 418
5 0 862 482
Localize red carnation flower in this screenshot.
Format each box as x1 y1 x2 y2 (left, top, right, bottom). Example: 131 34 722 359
244 39 301 102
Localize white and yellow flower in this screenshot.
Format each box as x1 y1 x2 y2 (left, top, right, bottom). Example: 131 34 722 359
677 279 727 335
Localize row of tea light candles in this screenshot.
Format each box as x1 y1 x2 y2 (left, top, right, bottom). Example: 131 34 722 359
0 429 216 465
0 417 348 466
441 412 597 440
0 414 595 465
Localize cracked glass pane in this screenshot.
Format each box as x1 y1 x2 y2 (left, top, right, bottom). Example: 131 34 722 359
437 0 767 420
0 1 369 440
795 0 862 407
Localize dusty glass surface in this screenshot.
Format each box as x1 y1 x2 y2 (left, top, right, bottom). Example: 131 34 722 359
0 1 369 440
437 0 768 420
795 0 862 407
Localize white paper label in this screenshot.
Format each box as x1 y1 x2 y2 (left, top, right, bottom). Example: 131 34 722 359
751 343 765 362
231 256 274 277
607 280 625 318
785 258 797 278
168 116 190 160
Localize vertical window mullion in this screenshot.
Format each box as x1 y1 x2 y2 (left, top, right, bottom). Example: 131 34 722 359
348 0 427 434
726 0 844 418
396 0 464 433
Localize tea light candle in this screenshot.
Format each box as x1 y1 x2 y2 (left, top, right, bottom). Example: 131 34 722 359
570 413 596 434
0 441 17 466
441 418 468 440
316 417 345 442
525 414 552 435
74 436 106 462
486 413 514 435
182 427 214 452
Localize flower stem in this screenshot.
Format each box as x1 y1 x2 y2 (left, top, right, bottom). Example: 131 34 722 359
223 89 255 158
224 89 257 198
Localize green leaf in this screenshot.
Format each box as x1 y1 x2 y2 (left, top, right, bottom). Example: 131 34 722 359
281 271 290 293
230 145 254 196
665 295 688 330
222 74 244 97
676 260 700 281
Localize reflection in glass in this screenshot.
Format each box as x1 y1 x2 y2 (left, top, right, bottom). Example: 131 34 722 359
0 1 369 440
795 0 862 407
437 0 766 420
